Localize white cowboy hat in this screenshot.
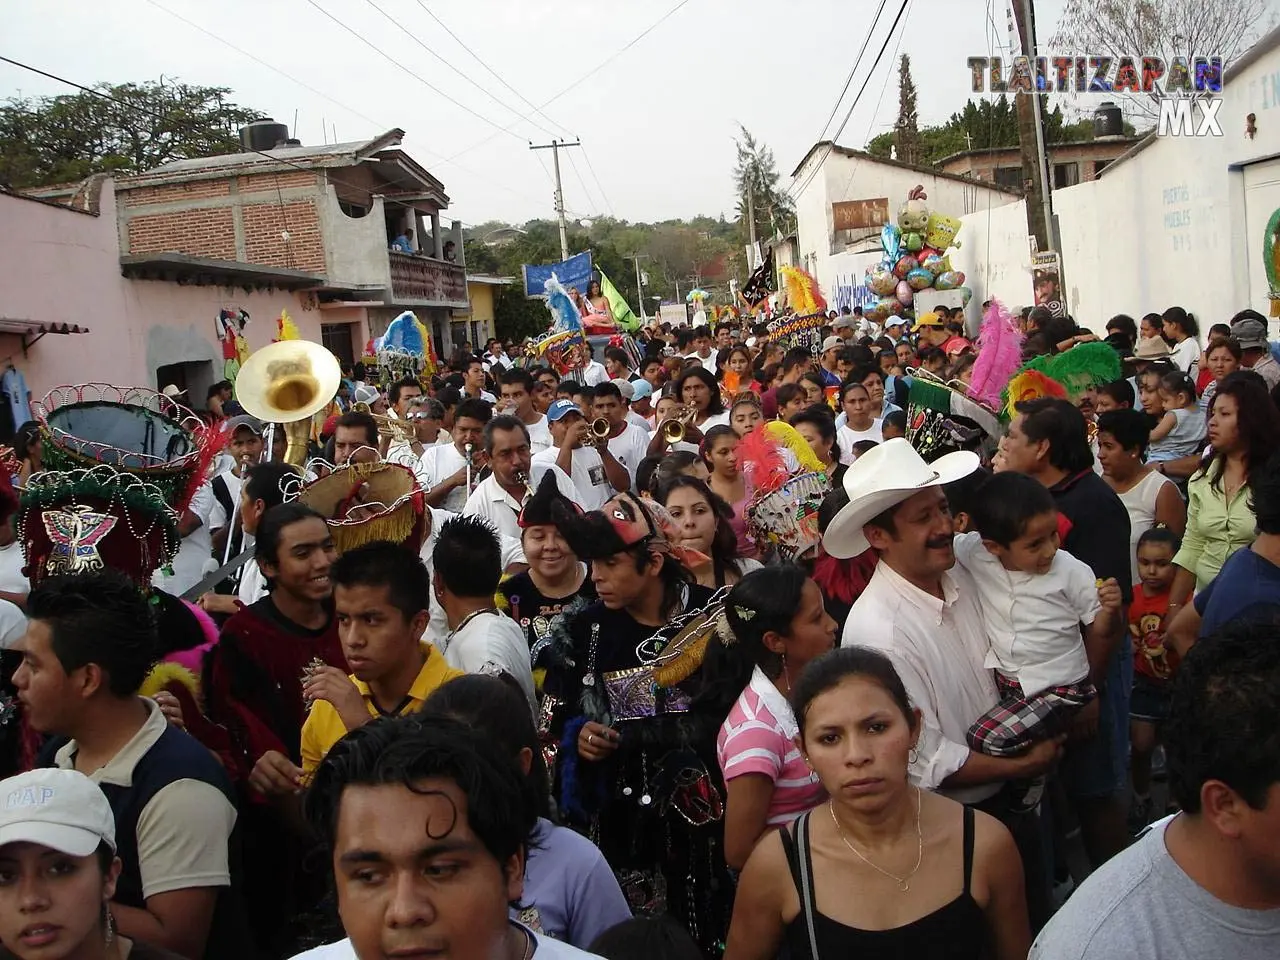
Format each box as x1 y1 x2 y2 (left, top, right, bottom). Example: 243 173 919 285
822 438 979 558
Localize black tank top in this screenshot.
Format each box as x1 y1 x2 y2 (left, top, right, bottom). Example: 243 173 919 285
779 805 986 960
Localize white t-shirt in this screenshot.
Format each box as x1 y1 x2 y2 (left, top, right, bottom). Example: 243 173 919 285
385 441 426 470
0 541 28 597
418 508 525 648
837 420 883 463
207 470 244 533
626 411 651 432
1170 336 1200 375
420 443 470 514
0 598 26 650
463 464 577 542
440 611 536 714
525 415 553 454
605 423 649 485
153 482 216 597
532 447 614 510
288 929 605 960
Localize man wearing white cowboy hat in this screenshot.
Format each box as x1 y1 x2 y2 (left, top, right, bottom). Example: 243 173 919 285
824 438 1061 920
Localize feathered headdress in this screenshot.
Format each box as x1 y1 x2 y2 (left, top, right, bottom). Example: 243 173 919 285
544 275 585 337
779 266 827 318
1001 342 1121 418
275 309 300 342
968 299 1023 409
1004 370 1068 418
738 423 830 562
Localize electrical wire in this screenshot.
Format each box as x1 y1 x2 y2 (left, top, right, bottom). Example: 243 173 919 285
445 0 695 162
124 2 565 213
359 0 556 139
408 0 575 141
789 0 912 201
302 0 525 141
814 0 891 145
565 149 600 216
0 53 546 226
580 146 617 217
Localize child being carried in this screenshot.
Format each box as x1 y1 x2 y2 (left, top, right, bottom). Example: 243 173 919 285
955 471 1123 811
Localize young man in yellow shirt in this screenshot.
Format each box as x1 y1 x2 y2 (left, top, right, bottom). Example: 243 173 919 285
300 541 463 774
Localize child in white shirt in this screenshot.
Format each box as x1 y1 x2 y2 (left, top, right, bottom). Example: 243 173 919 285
955 471 1122 810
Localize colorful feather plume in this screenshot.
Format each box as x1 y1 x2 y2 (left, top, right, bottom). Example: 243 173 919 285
737 425 787 496
1004 370 1068 419
968 299 1023 409
779 266 827 318
764 421 826 474
1039 342 1122 397
275 309 300 342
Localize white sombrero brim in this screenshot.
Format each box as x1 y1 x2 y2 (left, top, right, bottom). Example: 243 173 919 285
822 449 980 559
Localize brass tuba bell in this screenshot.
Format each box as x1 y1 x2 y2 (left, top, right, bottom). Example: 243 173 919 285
235 340 342 466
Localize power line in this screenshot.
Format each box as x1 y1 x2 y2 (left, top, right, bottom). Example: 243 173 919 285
580 146 617 217
813 0 890 144
359 0 556 139
301 0 524 141
564 149 600 215
408 0 575 140
789 0 912 200
0 53 548 223
445 0 695 163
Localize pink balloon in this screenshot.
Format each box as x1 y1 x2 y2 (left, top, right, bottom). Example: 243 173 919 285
895 280 914 306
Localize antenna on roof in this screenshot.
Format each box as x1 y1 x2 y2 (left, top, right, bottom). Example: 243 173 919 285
322 116 327 145
293 109 299 141
333 122 338 144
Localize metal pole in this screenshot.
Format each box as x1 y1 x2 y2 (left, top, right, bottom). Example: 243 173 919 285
530 140 583 263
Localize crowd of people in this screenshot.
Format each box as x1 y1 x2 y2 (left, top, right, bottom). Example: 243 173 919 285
0 298 1277 960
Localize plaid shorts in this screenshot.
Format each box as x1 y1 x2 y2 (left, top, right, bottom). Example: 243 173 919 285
966 672 1097 757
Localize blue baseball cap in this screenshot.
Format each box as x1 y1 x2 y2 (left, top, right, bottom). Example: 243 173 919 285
630 379 653 401
547 399 583 423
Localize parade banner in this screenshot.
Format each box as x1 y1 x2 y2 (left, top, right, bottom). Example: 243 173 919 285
522 251 594 298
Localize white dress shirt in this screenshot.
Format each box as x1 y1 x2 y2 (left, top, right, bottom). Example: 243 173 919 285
419 508 525 648
153 481 216 597
420 443 470 514
581 361 609 387
952 533 1098 698
845 559 1000 805
462 463 577 542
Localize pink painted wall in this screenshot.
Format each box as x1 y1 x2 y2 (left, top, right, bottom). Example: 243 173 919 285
0 180 361 412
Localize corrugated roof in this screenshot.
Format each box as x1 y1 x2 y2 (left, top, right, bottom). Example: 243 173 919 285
789 141 1022 195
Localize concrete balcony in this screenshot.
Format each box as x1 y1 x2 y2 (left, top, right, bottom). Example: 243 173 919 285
388 251 469 308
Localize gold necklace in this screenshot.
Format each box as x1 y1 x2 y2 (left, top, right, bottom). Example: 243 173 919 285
828 786 924 892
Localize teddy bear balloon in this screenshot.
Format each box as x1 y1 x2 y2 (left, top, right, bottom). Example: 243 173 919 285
897 185 930 253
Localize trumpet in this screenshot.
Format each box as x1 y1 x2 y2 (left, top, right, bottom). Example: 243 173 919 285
589 417 612 445
661 418 686 444
513 469 535 498
371 411 416 444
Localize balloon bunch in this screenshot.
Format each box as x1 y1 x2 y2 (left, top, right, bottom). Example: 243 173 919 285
863 185 972 324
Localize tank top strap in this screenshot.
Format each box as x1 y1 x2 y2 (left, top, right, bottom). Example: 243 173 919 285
780 813 822 959
962 804 976 897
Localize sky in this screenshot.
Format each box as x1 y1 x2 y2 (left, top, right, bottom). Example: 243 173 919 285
2 0 1074 226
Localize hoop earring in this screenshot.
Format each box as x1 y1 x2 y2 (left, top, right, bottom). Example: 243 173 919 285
908 747 919 765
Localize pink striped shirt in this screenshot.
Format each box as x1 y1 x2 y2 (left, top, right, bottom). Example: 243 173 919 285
717 667 825 825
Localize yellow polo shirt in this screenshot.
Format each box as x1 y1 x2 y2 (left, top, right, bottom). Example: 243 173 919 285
301 644 464 775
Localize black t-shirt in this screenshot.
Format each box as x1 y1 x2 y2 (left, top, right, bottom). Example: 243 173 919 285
499 570 597 663
1050 469 1134 605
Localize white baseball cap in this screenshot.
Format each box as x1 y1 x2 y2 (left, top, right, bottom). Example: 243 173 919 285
0 769 117 856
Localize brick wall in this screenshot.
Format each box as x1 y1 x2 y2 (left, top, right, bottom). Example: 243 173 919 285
127 207 237 260
120 180 230 207
242 199 326 273
237 170 318 194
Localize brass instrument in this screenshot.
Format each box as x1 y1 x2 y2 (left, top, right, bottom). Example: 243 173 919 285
371 411 417 444
513 469 535 499
235 340 341 466
661 418 686 444
465 441 475 493
351 401 371 414
589 417 612 445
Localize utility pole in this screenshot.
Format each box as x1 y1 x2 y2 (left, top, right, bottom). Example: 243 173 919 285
625 254 650 321
529 139 582 262
745 173 758 268
1010 0 1051 253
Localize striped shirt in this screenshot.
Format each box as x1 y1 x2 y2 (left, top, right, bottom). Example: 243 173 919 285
717 666 825 826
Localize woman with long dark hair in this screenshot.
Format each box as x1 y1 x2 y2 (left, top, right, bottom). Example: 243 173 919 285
1169 371 1280 615
421 674 632 947
657 475 761 588
701 425 753 556
724 647 1030 960
701 566 836 869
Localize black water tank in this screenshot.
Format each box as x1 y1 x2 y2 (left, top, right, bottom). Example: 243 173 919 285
239 120 291 152
1093 102 1124 139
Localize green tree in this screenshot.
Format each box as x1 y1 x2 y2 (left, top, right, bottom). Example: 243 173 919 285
732 125 795 245
0 79 265 188
894 54 922 165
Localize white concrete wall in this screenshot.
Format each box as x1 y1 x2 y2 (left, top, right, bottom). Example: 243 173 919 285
317 187 393 290
949 31 1280 337
792 146 1018 306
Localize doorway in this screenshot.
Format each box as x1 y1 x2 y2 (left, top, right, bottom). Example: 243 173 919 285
320 323 357 372
155 360 214 412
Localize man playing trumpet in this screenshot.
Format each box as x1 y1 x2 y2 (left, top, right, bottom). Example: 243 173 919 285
530 400 629 511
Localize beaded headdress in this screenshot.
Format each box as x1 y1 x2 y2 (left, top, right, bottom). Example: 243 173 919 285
294 460 427 555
